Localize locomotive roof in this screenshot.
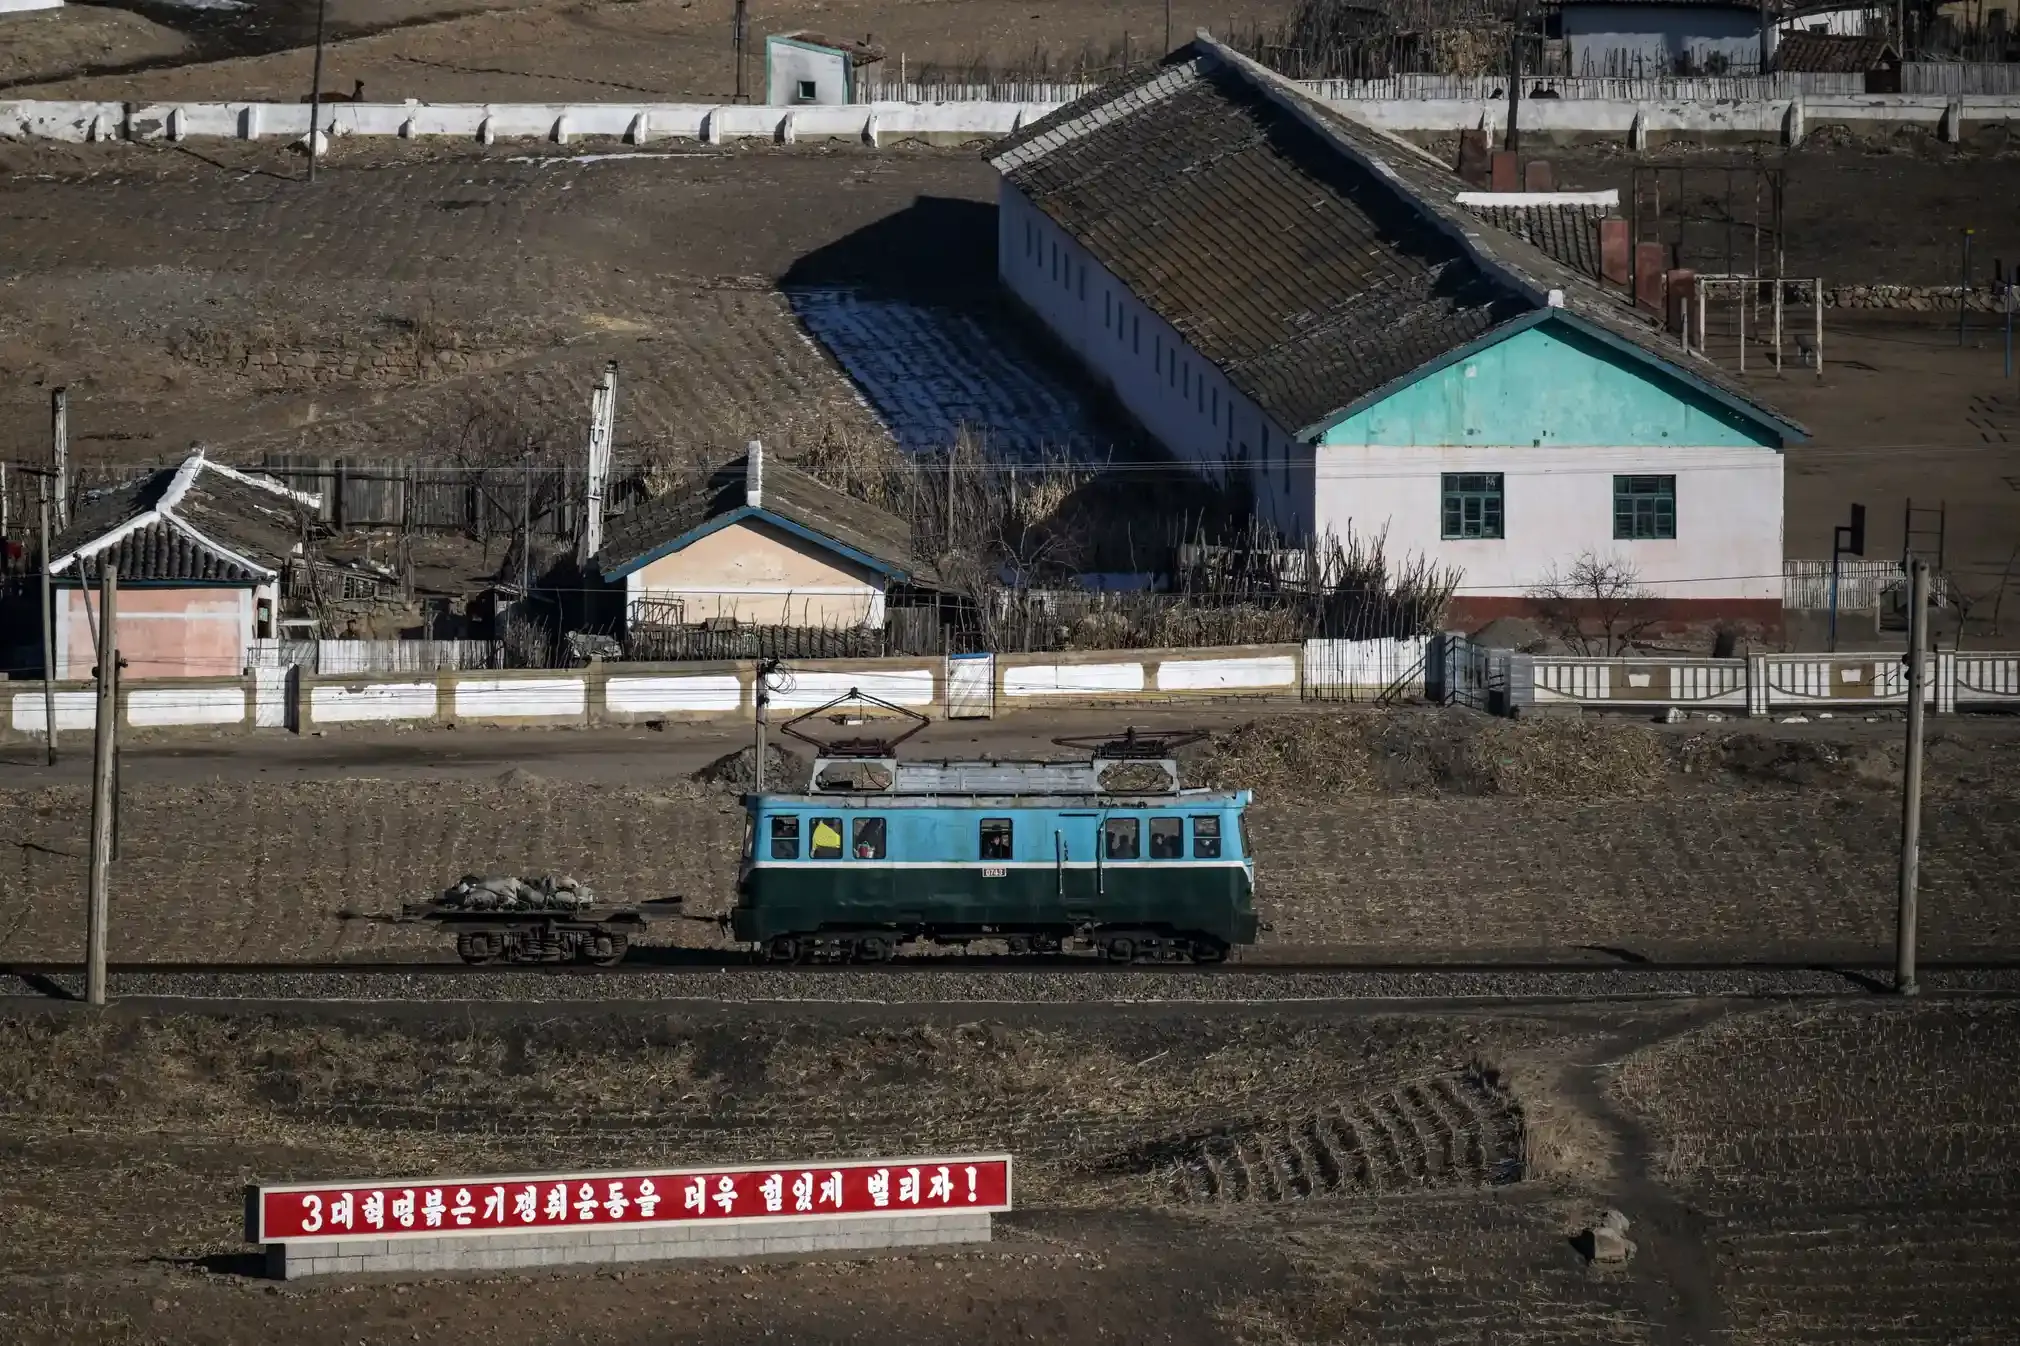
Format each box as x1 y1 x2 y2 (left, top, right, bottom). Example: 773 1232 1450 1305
749 791 1250 809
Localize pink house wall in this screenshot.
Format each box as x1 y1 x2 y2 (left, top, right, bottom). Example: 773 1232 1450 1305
56 587 250 680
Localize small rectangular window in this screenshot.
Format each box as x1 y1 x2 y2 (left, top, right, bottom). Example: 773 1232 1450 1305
769 816 800 860
980 817 1013 860
1192 816 1222 859
1441 473 1505 540
1614 475 1677 540
809 816 843 860
1149 817 1184 859
796 79 818 102
1103 817 1140 860
851 816 886 860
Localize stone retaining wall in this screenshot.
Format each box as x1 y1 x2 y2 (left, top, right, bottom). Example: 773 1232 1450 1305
267 1210 991 1279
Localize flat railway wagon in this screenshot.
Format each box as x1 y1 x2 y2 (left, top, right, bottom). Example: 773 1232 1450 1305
731 745 1258 964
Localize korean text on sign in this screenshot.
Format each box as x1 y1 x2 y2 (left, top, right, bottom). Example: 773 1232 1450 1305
252 1156 1012 1242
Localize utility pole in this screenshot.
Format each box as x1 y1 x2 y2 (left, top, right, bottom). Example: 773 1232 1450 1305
753 656 779 794
1896 556 1930 997
1164 0 1172 53
1505 0 1523 153
306 0 329 182
945 445 957 553
38 474 57 765
86 562 117 1008
520 452 533 598
733 0 748 103
51 386 68 531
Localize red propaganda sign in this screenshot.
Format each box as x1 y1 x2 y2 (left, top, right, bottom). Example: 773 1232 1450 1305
247 1154 1012 1244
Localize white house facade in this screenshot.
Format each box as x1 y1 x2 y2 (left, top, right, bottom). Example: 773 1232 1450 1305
987 35 1804 630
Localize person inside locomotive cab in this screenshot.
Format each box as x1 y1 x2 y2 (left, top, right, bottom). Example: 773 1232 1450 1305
810 816 843 859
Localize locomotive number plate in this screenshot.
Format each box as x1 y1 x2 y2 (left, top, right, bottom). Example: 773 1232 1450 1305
982 866 1007 879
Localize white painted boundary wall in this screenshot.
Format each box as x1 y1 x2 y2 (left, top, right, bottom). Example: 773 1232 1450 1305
0 100 1055 146
10 94 2020 148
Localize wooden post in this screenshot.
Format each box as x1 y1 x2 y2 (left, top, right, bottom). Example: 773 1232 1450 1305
306 0 328 182
1896 557 1929 996
86 563 117 1007
38 477 57 765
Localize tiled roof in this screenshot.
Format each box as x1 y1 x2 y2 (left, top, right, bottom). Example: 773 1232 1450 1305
50 453 319 583
1462 202 1607 281
1774 33 1898 72
990 35 1805 442
991 55 1527 435
599 447 931 583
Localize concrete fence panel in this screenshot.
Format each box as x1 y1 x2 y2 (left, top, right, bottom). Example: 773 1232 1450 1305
602 670 748 720
126 682 250 728
306 679 442 726
1153 652 1299 694
1000 659 1147 699
450 674 589 724
766 665 940 711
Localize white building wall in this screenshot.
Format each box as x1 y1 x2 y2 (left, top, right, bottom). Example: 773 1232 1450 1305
766 40 851 106
996 180 1313 539
1313 442 1783 599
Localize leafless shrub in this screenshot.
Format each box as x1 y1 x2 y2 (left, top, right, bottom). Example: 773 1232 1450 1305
1528 551 1661 656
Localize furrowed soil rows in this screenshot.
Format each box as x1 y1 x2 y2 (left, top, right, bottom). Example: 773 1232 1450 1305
1128 1068 1525 1204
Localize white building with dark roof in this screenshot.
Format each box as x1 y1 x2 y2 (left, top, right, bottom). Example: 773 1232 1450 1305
987 34 1807 629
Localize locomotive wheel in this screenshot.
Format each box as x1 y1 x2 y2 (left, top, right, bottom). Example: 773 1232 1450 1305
1191 938 1228 964
1103 936 1136 964
854 935 892 963
456 933 500 965
766 936 802 964
584 933 629 968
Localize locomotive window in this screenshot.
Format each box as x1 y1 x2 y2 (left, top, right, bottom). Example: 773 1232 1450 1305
810 816 844 860
769 816 800 860
852 817 887 860
980 818 1013 860
1149 817 1184 859
1103 817 1140 861
1192 816 1222 859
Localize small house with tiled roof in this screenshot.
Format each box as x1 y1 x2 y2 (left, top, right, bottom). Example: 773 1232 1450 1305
987 34 1805 626
597 442 932 632
46 451 320 678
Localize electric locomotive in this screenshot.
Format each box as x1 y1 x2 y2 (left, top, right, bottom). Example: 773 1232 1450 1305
731 707 1258 964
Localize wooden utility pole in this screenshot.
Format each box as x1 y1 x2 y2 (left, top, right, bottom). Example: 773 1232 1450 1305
86 563 117 1007
38 476 57 766
1505 0 1523 153
307 0 329 182
51 387 69 531
945 445 957 552
733 0 748 103
1896 556 1930 997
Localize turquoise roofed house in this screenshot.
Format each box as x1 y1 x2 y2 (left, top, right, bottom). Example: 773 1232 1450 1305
986 34 1806 633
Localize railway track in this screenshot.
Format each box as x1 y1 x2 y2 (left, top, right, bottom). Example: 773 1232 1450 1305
8 955 2020 977
6 956 2020 1008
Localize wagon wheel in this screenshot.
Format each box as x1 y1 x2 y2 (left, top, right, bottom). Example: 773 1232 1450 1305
456 933 500 965
766 936 802 964
1103 935 1136 964
585 933 629 968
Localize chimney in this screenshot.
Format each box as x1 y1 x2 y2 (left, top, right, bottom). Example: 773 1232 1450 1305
745 439 764 508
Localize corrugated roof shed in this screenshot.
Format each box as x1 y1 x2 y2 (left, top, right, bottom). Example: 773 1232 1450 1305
599 448 932 583
49 454 319 583
1774 33 1898 73
1462 202 1608 281
989 34 1804 442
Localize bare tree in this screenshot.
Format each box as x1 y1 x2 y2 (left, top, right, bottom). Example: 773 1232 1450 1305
1529 552 1659 656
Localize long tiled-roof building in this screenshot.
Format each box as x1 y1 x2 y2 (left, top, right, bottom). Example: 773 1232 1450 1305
987 35 1805 626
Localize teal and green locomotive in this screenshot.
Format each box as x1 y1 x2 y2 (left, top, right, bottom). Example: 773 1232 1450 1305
730 744 1258 964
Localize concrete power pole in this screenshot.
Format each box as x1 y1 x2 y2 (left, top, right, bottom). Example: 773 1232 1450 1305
51 387 69 531
1896 556 1930 997
577 362 617 567
86 563 118 1007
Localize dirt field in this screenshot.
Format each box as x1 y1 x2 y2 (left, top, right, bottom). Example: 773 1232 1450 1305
1 710 2015 963
3 0 1294 100
0 997 2013 1345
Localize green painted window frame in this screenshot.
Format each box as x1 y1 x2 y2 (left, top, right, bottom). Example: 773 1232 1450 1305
1440 473 1504 540
1613 475 1677 540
